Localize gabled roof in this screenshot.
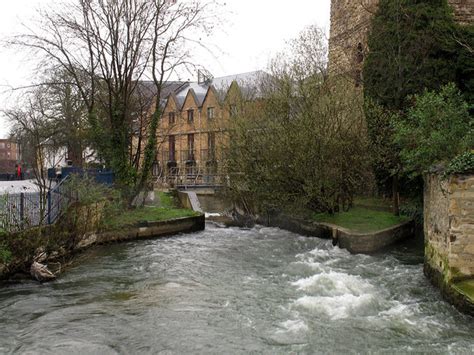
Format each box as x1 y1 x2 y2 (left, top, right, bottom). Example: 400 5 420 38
163 93 180 112
136 80 189 109
181 88 201 109
162 70 269 110
200 85 219 107
212 70 265 91
176 82 208 107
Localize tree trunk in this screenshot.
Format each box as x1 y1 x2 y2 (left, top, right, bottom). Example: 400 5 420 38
392 174 400 216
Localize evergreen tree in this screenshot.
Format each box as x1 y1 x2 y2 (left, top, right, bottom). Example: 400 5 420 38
363 0 474 212
364 0 472 110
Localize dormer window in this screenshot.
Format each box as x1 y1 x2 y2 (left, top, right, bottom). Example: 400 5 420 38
169 112 176 124
187 109 194 123
207 107 215 120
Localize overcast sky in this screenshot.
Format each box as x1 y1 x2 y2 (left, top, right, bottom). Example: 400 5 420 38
0 0 331 138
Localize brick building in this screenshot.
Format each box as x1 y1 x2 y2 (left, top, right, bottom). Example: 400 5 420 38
154 71 264 185
0 139 20 174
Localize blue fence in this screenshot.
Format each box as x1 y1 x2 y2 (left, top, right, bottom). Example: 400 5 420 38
47 167 114 186
1 168 114 232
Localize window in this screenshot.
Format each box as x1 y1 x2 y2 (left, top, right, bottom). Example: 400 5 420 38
230 104 237 117
187 109 194 123
0 143 4 149
207 107 215 120
208 132 216 160
187 134 195 161
169 112 176 124
168 135 176 161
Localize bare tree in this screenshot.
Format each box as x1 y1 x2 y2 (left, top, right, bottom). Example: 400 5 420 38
10 0 218 205
5 91 60 219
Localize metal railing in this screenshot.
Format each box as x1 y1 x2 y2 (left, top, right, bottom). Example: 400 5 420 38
46 176 73 225
160 149 221 163
0 192 44 231
180 149 196 162
155 166 224 189
200 149 217 162
0 176 74 232
161 150 176 162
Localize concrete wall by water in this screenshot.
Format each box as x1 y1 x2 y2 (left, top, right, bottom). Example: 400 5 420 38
76 215 205 250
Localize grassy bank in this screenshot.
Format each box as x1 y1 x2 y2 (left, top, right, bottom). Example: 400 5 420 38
105 206 199 230
103 191 199 231
312 206 409 234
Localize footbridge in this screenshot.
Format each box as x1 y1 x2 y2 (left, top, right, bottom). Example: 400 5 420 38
155 167 225 191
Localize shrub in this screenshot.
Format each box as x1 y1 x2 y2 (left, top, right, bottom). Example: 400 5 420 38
399 199 424 226
444 151 474 176
394 84 472 177
0 230 12 264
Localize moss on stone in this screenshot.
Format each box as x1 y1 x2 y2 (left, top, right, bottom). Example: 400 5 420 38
453 280 474 303
424 240 470 287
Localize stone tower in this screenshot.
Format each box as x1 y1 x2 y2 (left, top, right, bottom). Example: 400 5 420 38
328 0 474 83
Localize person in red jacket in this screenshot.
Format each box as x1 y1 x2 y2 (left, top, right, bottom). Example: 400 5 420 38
16 164 22 180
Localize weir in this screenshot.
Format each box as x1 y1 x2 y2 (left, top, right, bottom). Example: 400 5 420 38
177 187 232 215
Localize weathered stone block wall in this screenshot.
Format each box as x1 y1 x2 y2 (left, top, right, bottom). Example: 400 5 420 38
449 0 474 25
448 175 474 277
424 174 451 280
328 0 377 79
424 173 474 282
328 0 474 82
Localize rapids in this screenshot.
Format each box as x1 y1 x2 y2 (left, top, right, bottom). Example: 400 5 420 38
0 224 472 354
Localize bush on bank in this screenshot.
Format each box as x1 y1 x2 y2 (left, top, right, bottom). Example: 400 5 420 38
0 176 195 278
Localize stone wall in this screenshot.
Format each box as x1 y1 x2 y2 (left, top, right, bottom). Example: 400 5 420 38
424 173 474 283
328 0 377 81
449 0 474 25
328 0 474 82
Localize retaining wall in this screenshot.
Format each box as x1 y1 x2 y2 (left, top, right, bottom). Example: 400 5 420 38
261 214 414 254
424 173 474 315
76 215 205 250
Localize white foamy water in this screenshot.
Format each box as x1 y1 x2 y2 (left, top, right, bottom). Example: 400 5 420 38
0 225 473 354
294 293 377 319
290 246 383 320
279 319 309 333
292 271 375 295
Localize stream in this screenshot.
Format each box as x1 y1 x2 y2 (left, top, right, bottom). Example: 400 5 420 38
0 224 473 354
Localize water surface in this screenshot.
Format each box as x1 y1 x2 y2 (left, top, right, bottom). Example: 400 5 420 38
1 225 473 354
